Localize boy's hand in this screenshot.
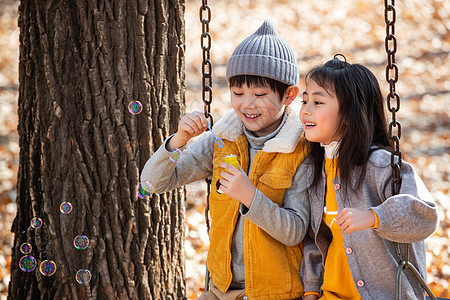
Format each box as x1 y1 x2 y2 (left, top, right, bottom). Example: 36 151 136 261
336 207 376 234
168 111 207 150
219 162 256 208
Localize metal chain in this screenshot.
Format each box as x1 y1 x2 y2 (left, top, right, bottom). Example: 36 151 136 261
199 0 212 234
200 0 212 291
200 0 213 126
384 0 402 196
385 2 436 299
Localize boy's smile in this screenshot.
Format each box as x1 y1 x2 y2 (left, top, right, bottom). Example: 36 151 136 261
243 113 261 119
231 84 295 137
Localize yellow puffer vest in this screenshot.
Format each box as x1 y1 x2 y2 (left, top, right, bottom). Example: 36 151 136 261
207 134 309 299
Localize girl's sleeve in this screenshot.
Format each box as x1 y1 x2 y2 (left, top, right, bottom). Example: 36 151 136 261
370 158 439 243
140 132 215 194
301 226 323 293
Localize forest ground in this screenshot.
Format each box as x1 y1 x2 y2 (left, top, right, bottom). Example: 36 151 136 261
0 0 449 298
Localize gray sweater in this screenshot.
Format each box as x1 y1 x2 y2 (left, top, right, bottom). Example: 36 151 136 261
141 103 310 289
301 149 439 300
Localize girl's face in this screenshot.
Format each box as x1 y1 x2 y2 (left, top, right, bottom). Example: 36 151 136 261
230 83 295 137
300 79 343 145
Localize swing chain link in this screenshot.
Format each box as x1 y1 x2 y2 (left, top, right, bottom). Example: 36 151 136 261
385 0 405 297
200 0 213 127
200 0 213 291
199 0 212 235
384 0 402 196
385 2 437 300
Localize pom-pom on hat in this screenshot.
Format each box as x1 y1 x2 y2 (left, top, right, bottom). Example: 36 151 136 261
226 20 299 86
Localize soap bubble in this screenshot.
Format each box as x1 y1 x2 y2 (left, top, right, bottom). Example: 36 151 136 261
136 182 153 199
20 243 32 254
169 149 182 162
76 269 92 284
19 255 36 272
31 217 42 229
73 235 90 250
128 101 143 114
189 99 206 113
60 202 73 214
39 260 56 276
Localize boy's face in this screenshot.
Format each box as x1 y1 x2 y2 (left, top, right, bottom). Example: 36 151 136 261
230 83 291 137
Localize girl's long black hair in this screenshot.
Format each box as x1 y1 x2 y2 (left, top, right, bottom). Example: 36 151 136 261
307 55 391 191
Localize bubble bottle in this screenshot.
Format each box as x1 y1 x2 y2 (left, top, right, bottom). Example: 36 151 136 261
224 154 239 171
217 154 240 193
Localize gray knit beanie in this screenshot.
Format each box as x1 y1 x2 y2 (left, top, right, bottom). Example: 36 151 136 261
226 20 299 86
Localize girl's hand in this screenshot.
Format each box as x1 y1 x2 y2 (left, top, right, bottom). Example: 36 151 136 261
336 208 375 234
168 111 207 150
218 162 256 208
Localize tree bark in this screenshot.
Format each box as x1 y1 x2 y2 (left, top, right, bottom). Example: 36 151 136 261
9 0 186 299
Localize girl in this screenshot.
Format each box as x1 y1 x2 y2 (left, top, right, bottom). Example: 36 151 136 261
299 55 439 300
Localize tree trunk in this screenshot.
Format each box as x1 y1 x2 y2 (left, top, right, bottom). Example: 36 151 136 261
9 0 186 299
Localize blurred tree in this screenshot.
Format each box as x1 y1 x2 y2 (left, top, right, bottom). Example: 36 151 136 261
8 0 186 299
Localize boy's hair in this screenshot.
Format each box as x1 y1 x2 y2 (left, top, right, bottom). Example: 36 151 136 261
229 75 289 99
306 55 391 190
226 20 299 87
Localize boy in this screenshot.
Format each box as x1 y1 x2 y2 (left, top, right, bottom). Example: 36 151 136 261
141 20 309 299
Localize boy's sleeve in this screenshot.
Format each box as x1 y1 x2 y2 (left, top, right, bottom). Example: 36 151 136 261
301 226 323 294
140 132 215 194
241 158 310 246
369 157 439 243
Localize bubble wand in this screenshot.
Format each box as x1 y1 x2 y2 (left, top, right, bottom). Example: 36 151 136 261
207 121 224 148
190 100 224 148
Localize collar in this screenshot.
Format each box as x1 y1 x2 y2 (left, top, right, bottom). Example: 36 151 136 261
212 102 303 153
321 141 340 159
